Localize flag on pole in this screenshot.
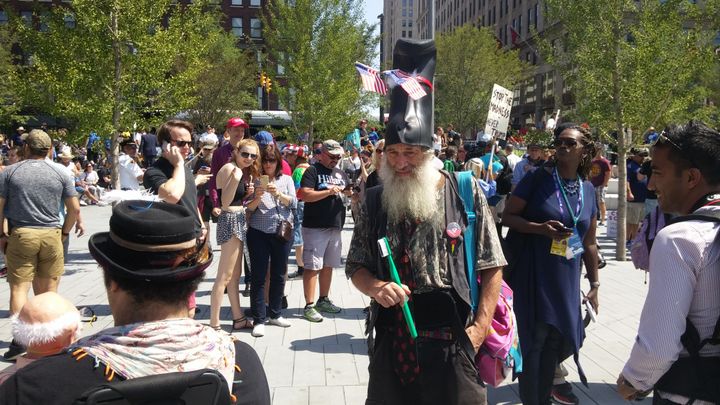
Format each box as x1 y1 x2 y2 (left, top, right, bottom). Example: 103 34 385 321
354 62 386 95
386 70 427 100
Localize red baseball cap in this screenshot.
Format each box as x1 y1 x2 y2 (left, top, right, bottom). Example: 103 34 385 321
227 117 249 129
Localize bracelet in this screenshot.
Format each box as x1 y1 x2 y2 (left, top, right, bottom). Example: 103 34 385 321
590 281 600 288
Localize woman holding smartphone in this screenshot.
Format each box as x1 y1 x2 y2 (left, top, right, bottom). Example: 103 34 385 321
209 138 260 331
246 146 296 337
502 123 600 405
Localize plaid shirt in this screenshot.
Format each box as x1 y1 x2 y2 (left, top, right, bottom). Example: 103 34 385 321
248 174 296 234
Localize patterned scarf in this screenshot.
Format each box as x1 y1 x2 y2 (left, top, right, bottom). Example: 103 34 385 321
75 318 236 391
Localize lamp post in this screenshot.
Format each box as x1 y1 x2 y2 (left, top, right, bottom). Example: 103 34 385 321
378 13 385 124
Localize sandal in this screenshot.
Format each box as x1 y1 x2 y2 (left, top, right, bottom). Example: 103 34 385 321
210 325 222 331
232 317 253 331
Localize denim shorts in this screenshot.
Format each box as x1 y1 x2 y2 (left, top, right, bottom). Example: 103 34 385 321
292 201 304 247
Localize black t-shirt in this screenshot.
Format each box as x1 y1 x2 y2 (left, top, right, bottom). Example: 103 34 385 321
639 159 657 199
301 162 349 229
0 341 271 405
143 157 202 235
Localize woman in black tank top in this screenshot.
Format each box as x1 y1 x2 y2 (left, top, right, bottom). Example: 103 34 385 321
209 139 260 331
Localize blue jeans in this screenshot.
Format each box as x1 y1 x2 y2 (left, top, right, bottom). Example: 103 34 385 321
247 227 291 323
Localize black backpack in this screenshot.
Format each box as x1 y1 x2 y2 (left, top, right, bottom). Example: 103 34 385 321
495 154 513 195
654 210 720 403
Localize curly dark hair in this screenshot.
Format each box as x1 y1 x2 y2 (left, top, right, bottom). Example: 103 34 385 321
554 123 598 179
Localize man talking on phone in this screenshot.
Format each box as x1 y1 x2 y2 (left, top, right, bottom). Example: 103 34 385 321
143 120 207 243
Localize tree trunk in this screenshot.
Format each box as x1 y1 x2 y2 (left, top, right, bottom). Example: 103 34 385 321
611 30 628 261
110 5 122 191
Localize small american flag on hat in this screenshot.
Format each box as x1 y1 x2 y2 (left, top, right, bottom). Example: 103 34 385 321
387 70 427 101
355 62 387 95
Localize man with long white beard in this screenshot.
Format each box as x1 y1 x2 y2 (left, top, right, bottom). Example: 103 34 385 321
346 38 506 404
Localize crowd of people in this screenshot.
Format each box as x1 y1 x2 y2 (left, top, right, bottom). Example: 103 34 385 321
1 40 719 405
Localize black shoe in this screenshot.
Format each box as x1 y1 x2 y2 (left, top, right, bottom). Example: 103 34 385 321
3 340 26 362
282 296 288 309
551 382 579 405
241 283 251 297
288 267 304 279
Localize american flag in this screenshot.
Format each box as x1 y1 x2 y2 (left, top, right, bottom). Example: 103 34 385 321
354 62 387 95
386 70 427 100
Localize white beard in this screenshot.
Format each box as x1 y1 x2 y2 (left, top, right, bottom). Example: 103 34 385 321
379 155 441 222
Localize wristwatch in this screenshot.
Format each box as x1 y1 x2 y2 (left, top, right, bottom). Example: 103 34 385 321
590 281 601 288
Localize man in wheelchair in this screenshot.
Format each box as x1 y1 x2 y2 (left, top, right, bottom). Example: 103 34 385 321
0 201 271 405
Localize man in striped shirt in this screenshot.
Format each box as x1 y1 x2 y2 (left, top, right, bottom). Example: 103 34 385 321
618 121 720 404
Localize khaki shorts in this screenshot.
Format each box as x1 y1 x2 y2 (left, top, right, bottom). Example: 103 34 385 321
6 227 64 284
626 202 646 225
302 227 342 271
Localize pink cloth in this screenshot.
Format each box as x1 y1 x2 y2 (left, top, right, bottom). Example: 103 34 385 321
0 356 35 385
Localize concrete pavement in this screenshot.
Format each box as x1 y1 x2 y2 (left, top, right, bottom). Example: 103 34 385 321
0 204 653 404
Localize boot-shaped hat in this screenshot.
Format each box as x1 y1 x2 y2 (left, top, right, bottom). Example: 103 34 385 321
385 39 436 149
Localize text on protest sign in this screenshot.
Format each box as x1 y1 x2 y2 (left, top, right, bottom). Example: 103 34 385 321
483 84 514 140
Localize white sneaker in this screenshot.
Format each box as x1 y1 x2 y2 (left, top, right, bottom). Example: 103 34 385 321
268 317 291 328
251 323 265 337
79 200 88 206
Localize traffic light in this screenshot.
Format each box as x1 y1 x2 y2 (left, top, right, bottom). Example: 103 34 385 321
260 72 267 88
266 77 272 93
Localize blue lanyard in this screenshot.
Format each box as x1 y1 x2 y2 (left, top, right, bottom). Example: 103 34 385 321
553 168 584 228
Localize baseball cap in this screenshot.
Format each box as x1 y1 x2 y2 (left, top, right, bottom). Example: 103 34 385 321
17 126 25 132
201 140 216 150
227 117 249 129
25 129 52 151
321 140 343 156
255 131 273 146
120 138 137 148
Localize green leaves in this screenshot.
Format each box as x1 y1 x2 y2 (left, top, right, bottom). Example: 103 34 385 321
435 25 529 136
261 0 377 140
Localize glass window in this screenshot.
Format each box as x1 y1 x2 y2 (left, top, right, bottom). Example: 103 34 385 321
231 18 243 37
250 18 262 38
231 0 242 5
64 13 76 28
408 31 412 38
20 11 32 27
250 0 261 6
0 11 8 25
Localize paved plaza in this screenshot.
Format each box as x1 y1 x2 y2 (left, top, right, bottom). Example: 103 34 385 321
0 205 652 404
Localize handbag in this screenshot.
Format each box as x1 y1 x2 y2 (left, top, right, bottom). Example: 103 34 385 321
274 199 293 242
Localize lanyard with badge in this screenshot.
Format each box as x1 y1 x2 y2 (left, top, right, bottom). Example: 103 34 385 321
550 168 585 260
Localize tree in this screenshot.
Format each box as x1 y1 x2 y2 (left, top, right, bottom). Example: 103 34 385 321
542 0 718 260
435 24 529 136
0 26 22 129
16 0 242 188
262 0 377 141
185 34 257 130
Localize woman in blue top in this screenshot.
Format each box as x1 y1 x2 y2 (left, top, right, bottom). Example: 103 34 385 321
246 146 297 338
503 124 601 405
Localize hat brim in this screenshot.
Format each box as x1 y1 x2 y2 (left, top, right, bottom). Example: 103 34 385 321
325 149 343 156
89 232 212 282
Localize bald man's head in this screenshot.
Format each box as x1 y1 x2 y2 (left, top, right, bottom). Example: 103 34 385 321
13 292 82 357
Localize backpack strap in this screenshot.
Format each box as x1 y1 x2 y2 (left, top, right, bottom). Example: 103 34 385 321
455 171 479 312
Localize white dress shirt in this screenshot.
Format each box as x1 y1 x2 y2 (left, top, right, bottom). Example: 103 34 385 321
118 153 143 190
622 205 720 404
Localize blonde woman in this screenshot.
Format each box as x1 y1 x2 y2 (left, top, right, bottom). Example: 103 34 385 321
209 138 260 331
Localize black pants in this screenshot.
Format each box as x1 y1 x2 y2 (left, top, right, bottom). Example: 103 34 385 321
518 323 573 405
365 328 487 405
247 227 291 323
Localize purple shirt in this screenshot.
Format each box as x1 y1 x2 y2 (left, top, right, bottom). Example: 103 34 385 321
209 142 234 209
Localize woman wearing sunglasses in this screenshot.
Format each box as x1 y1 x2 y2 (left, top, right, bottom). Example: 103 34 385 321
209 138 260 331
246 146 297 337
502 123 601 405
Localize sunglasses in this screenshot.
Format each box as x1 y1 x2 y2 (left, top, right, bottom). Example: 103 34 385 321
553 138 579 149
171 140 192 148
651 131 683 151
263 159 277 164
651 131 697 167
327 154 341 161
239 151 258 159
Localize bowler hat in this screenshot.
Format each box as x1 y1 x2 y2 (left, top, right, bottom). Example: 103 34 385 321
88 201 212 282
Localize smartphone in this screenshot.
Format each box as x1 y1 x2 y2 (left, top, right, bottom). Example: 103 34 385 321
260 175 269 187
162 141 171 153
585 300 597 323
